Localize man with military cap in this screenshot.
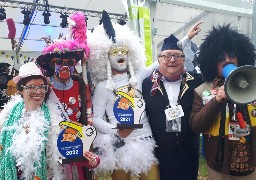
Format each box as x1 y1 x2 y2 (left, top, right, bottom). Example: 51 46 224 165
142 22 203 180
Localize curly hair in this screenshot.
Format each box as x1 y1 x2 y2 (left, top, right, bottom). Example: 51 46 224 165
87 23 146 85
198 24 256 82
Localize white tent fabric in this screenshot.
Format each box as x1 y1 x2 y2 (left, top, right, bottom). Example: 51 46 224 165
0 0 126 52
0 0 254 68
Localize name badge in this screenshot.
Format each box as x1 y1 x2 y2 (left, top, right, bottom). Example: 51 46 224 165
165 105 184 121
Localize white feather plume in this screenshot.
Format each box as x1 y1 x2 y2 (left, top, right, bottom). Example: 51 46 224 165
1 95 64 179
88 23 146 86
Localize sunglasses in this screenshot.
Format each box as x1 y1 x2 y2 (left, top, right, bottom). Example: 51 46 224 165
109 46 129 56
51 58 76 66
218 53 238 61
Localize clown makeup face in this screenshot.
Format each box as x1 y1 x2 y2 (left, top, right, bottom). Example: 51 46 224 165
51 58 76 81
108 46 129 72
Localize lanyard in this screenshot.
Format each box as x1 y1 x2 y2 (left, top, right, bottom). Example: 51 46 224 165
159 78 184 108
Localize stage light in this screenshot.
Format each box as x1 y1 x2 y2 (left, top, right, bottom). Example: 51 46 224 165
42 5 51 24
60 12 68 28
117 19 126 26
0 7 6 21
85 16 88 24
21 8 31 25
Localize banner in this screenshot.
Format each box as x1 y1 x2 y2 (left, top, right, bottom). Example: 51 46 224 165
127 0 153 66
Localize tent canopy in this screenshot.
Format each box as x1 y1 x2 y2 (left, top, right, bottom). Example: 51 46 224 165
0 0 126 52
0 0 254 55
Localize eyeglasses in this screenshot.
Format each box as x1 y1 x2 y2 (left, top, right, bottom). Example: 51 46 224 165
109 46 129 56
218 53 238 61
160 54 184 61
21 84 49 92
51 58 76 66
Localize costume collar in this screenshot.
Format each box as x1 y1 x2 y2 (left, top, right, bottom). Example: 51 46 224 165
150 69 194 98
179 72 194 99
51 76 73 90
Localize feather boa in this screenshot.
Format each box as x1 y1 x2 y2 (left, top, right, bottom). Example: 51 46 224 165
0 95 64 180
42 12 90 58
7 106 50 179
70 11 90 58
7 18 16 39
0 95 22 130
93 133 158 175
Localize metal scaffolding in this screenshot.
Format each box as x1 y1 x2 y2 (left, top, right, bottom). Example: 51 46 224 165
0 0 127 19
0 0 127 53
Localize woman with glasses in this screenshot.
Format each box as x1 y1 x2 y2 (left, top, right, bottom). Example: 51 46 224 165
0 62 98 180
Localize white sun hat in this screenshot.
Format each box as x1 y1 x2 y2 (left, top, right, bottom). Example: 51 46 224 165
13 62 48 83
13 63 22 71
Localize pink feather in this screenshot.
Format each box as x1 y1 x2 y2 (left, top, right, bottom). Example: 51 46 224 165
41 12 90 58
7 18 16 39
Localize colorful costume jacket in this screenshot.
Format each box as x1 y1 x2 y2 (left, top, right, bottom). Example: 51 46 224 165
51 75 97 180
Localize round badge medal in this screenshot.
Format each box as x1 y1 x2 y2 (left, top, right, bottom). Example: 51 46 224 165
251 109 256 117
69 97 76 105
66 108 73 116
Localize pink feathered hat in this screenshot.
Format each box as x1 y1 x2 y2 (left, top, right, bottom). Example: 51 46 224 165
37 12 90 71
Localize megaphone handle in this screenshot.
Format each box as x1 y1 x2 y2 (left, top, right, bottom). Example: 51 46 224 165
237 112 247 129
231 104 236 121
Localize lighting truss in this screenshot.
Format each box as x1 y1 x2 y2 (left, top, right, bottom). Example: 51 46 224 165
0 0 127 20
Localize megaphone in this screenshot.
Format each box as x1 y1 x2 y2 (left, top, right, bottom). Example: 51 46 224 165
222 64 256 104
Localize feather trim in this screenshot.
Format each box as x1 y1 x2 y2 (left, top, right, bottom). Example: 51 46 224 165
9 107 50 179
0 95 23 131
93 133 158 175
88 23 146 85
102 10 116 43
46 100 65 180
128 59 137 87
7 18 16 39
0 95 64 180
105 60 115 90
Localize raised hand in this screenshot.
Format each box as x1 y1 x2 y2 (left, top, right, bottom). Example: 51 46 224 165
187 21 203 39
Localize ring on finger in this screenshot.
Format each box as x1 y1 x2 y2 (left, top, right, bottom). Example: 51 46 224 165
92 156 97 161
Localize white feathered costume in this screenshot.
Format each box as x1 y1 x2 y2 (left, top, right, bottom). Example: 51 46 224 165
87 12 160 175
